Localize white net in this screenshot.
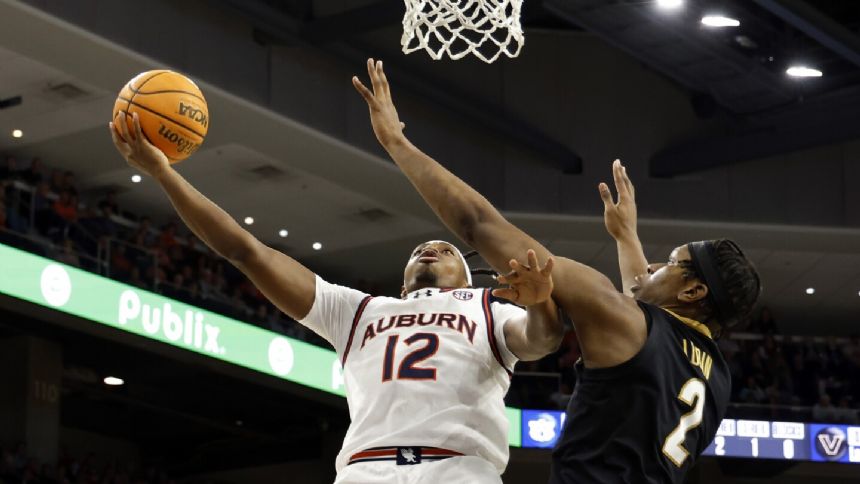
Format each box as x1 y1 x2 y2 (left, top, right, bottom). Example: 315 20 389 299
401 0 525 64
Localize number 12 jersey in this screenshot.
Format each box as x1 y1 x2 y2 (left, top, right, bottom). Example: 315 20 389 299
299 278 524 473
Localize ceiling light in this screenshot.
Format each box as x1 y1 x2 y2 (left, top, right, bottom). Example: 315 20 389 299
702 16 740 28
805 287 815 295
131 174 142 183
656 0 683 9
11 129 22 138
103 376 124 386
278 229 288 238
786 66 822 78
244 217 254 225
312 242 322 251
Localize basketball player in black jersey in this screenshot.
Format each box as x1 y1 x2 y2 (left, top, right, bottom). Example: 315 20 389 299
354 58 761 483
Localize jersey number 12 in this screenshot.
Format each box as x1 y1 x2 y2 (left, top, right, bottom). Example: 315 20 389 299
382 333 438 381
662 378 706 467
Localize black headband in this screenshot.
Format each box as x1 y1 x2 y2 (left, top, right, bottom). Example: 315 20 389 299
686 241 736 322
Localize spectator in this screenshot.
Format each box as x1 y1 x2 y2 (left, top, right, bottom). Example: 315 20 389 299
20 157 43 185
60 171 77 196
48 169 64 194
79 205 117 239
131 217 156 248
812 393 839 423
749 307 779 334
55 239 81 268
835 396 859 424
110 243 134 281
128 266 147 290
52 191 77 223
738 376 767 404
158 223 179 251
98 190 120 215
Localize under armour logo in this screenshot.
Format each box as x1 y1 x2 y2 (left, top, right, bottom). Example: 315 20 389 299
412 290 433 299
396 447 421 465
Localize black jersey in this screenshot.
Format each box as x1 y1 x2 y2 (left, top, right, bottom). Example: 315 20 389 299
549 302 730 484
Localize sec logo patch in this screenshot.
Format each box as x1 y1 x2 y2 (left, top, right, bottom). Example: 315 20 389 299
452 290 473 301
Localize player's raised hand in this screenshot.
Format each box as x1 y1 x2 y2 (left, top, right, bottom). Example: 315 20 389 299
109 112 170 179
492 249 555 307
599 159 638 242
352 58 407 148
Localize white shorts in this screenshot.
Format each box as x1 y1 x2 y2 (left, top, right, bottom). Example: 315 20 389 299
334 455 502 484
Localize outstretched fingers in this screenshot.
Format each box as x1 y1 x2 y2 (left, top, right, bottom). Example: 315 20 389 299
598 182 615 209
352 76 375 105
621 165 635 199
540 256 555 277
491 287 519 303
108 122 131 157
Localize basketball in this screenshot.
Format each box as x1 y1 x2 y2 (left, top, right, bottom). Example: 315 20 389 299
112 70 208 163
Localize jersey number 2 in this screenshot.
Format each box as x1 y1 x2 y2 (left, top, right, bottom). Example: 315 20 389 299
382 333 438 381
662 378 706 467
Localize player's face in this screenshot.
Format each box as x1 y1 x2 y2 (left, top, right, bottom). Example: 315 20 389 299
632 245 706 307
402 241 469 296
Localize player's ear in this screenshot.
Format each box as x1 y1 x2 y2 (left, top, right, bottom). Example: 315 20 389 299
678 282 708 304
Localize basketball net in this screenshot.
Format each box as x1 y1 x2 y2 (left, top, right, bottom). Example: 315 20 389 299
401 0 524 63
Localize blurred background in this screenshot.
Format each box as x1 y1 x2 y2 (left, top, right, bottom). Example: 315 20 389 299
0 0 859 482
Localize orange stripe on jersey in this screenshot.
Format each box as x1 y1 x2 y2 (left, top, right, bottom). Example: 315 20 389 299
482 289 512 377
342 296 373 367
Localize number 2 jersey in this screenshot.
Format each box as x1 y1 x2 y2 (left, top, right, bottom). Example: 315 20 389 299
549 301 730 484
299 277 524 473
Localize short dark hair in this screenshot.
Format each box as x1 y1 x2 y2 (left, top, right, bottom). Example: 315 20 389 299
694 239 761 329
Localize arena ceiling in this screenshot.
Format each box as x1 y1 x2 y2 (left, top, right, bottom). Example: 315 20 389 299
0 0 859 332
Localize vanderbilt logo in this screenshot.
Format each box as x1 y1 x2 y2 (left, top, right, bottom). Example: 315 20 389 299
815 427 847 461
178 102 208 128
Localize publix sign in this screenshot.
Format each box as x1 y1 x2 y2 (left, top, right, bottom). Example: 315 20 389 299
118 289 225 355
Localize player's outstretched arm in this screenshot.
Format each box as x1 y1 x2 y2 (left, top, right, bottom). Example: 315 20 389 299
109 113 315 320
353 59 646 367
494 250 562 360
600 160 648 297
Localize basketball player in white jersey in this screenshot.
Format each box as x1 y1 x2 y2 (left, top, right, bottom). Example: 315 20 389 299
109 113 563 483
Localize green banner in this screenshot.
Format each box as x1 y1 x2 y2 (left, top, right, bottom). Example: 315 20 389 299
0 242 522 447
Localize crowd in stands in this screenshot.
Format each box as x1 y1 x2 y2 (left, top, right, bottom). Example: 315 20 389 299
0 154 325 347
0 442 172 484
2 154 859 422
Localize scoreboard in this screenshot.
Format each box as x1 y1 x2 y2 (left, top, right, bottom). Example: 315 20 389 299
521 410 860 465
701 419 860 464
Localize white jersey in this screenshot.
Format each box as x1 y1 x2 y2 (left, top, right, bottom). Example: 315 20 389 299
299 276 523 474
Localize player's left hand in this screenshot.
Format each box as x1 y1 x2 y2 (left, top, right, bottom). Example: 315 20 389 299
492 249 555 307
352 58 407 149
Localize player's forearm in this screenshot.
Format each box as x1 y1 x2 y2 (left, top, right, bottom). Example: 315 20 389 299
385 137 503 234
615 233 648 296
383 137 534 272
154 168 259 262
522 298 563 360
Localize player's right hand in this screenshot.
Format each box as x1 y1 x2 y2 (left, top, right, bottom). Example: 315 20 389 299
492 249 555 307
599 159 638 242
109 112 171 180
352 58 407 149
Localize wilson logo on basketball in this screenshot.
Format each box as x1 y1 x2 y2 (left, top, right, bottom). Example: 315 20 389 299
178 102 208 128
158 124 200 156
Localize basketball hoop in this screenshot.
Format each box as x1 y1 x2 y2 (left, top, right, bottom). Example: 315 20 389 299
401 0 525 64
